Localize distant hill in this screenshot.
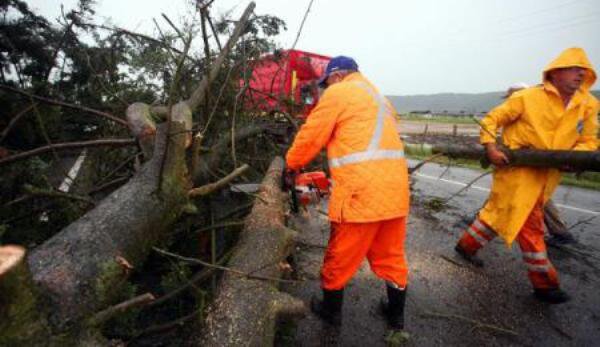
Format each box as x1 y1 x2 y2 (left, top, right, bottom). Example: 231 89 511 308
387 90 600 114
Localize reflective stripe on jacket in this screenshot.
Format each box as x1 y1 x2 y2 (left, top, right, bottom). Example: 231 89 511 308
479 47 599 245
286 72 410 223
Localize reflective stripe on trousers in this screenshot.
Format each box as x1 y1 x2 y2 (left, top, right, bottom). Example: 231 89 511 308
328 82 404 168
461 216 496 249
457 199 560 289
523 251 551 272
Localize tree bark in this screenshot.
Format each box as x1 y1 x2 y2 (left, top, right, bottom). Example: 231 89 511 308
194 157 306 346
0 245 51 346
27 118 190 331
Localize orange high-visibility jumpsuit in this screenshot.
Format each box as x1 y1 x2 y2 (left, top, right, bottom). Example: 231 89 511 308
286 72 410 290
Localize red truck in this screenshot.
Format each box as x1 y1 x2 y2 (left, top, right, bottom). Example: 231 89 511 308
245 49 330 118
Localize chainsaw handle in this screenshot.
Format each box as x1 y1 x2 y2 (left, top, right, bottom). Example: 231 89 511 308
281 168 297 191
282 167 301 213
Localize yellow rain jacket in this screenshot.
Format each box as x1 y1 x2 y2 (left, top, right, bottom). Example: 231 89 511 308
479 47 599 245
286 72 410 223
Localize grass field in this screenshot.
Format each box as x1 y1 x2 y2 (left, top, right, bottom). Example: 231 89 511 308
399 113 478 124
407 153 600 191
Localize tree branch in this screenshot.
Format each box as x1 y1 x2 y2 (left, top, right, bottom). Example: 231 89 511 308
188 164 249 197
87 176 130 195
195 221 245 233
0 138 135 167
161 13 185 42
444 171 491 203
0 104 36 143
146 249 234 309
89 293 156 326
81 23 198 63
0 84 128 126
408 153 444 174
133 308 202 340
185 2 256 111
420 310 518 336
152 247 301 284
24 185 96 206
206 11 222 51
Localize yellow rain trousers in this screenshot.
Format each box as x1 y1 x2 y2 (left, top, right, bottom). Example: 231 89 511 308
479 47 599 245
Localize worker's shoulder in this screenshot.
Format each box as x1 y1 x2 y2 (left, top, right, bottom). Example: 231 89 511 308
584 91 599 106
320 81 359 101
514 85 544 99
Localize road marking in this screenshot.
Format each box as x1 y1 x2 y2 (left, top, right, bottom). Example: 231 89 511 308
414 172 600 216
415 173 490 192
554 203 600 216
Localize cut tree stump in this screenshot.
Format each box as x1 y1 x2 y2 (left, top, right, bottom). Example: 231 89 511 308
194 156 307 346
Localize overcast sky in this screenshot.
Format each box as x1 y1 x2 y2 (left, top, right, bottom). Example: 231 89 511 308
31 0 600 95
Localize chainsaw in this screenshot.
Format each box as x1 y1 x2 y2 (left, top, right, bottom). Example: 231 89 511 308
288 171 330 213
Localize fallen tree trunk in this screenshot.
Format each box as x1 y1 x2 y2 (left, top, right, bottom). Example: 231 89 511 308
1 2 271 344
27 118 190 331
194 156 307 346
0 245 50 346
405 143 600 172
4 3 257 339
0 245 107 346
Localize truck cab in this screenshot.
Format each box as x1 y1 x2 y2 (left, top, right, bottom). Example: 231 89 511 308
245 49 330 119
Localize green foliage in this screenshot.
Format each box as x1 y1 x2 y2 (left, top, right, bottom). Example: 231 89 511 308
424 197 447 212
101 281 140 338
160 261 192 294
384 329 410 346
399 113 478 124
561 172 600 190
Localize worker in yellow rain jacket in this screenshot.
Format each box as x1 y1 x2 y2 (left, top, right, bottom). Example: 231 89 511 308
285 56 410 330
455 47 599 304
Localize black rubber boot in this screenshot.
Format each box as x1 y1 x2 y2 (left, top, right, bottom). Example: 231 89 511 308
311 288 344 326
534 288 571 304
546 233 576 247
380 285 407 330
454 244 484 267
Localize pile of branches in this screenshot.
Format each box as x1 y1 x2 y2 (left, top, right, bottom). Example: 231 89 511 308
0 1 300 345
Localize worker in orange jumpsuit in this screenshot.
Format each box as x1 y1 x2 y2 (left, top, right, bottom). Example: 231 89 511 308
285 56 410 330
454 47 599 304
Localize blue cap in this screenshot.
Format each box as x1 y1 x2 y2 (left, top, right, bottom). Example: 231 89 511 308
318 56 359 87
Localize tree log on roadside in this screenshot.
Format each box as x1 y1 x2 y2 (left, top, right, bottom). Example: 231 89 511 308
195 156 307 346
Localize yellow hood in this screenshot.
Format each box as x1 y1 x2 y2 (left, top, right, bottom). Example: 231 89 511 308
543 47 597 92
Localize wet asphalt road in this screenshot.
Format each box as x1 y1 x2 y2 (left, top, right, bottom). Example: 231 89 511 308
278 162 600 346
